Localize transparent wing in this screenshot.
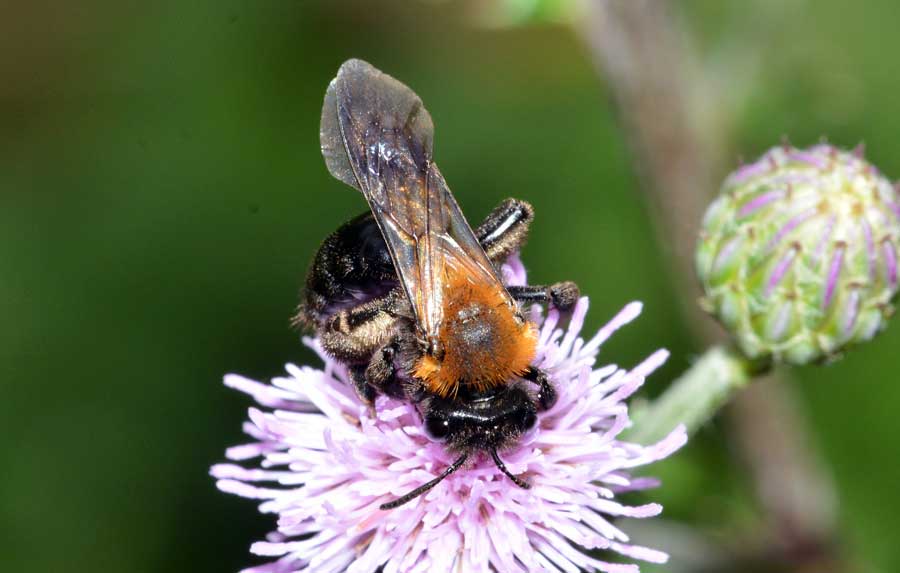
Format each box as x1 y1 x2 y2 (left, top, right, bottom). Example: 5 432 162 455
320 59 509 338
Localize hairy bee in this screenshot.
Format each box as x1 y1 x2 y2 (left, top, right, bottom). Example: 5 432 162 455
300 59 579 509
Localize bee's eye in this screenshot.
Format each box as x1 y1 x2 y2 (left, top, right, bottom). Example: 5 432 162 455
424 414 450 442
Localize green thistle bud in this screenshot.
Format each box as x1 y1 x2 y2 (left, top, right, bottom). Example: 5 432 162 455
696 144 900 364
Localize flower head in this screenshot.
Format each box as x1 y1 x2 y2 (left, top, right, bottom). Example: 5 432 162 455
696 143 900 364
212 257 686 573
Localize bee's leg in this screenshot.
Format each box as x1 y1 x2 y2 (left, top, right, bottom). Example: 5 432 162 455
364 340 404 398
476 199 580 310
349 364 377 405
476 198 535 263
508 282 580 311
318 290 402 365
523 366 557 410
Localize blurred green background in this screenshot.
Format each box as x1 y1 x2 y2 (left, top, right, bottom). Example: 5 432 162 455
3 1 900 572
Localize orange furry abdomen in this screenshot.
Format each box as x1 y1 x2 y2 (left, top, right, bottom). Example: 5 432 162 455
413 269 537 398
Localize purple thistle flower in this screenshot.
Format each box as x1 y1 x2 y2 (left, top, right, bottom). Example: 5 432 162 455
211 257 687 573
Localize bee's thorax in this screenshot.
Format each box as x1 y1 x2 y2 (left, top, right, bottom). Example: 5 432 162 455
413 270 537 398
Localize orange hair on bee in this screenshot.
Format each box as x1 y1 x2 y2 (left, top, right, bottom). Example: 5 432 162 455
413 267 537 398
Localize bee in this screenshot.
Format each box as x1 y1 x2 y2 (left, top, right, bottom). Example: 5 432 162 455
300 59 579 509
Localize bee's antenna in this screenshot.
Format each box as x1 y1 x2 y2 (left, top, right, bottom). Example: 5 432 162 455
379 453 468 510
490 448 531 489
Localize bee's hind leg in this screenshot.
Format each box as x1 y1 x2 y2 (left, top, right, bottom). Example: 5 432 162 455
318 288 405 363
317 291 405 404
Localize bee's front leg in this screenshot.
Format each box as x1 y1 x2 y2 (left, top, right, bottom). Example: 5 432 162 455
522 366 557 410
508 282 580 311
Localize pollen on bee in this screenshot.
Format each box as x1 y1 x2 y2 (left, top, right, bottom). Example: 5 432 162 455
413 267 538 398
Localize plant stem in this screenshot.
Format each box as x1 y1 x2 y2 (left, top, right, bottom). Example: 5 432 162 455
626 345 751 445
581 3 846 570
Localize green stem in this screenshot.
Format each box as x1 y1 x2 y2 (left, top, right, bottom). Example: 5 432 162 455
625 345 753 444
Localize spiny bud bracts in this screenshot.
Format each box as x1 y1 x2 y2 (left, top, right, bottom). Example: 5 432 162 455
696 143 900 364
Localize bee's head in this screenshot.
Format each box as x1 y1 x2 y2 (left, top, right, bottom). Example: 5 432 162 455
421 385 538 452
378 384 538 511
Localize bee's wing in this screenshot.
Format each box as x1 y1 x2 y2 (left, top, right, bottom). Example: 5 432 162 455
320 59 509 337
